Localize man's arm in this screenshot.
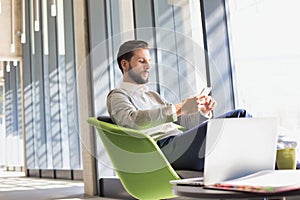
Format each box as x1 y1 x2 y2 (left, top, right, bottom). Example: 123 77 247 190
106 90 177 130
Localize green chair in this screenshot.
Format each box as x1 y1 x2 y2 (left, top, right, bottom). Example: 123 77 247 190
87 116 187 200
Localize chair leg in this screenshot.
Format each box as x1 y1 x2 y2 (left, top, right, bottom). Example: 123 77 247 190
99 177 135 200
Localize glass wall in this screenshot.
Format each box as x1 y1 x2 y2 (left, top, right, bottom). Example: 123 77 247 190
0 81 4 167
4 61 24 169
88 0 208 176
3 0 81 173
228 0 300 150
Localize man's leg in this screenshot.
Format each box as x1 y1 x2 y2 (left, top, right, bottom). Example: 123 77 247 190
158 122 207 171
216 108 252 119
158 109 251 171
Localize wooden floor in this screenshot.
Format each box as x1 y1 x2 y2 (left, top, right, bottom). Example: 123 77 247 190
0 168 111 200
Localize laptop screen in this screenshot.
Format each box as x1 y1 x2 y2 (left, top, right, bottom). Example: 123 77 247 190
203 118 278 185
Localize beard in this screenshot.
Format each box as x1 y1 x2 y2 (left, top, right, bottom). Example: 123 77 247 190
128 64 149 84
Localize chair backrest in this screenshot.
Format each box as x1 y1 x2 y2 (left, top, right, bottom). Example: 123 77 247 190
87 117 180 200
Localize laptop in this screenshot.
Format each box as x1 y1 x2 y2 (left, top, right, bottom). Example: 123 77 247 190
170 117 278 186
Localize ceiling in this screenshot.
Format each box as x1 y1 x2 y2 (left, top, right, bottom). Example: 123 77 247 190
0 0 23 76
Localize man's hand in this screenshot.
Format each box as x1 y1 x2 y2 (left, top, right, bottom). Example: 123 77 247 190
175 97 200 116
175 94 217 117
197 95 217 116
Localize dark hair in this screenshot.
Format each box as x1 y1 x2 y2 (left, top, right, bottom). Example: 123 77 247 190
117 40 148 74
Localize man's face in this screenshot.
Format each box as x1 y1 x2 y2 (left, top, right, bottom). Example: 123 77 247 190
125 48 151 84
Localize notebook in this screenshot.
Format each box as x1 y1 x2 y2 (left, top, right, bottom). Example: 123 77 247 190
206 169 300 194
170 117 278 187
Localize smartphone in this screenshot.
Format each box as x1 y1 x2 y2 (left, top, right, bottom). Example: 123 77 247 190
199 87 212 96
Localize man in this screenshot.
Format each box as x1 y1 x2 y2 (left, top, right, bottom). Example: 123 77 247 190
107 40 250 171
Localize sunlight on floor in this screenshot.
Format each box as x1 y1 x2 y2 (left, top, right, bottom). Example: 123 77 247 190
0 168 96 200
0 168 83 192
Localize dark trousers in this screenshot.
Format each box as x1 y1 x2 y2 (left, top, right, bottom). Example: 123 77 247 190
157 109 252 171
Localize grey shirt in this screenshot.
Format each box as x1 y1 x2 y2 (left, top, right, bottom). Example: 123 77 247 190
107 81 209 140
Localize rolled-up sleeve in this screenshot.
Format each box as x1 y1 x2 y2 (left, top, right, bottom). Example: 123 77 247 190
178 112 210 129
107 89 177 130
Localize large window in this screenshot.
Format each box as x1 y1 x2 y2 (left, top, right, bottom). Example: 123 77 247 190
88 0 208 176
228 0 300 146
0 83 4 167
19 0 80 171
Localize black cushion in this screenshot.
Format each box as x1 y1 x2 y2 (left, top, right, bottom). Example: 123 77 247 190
97 116 114 124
